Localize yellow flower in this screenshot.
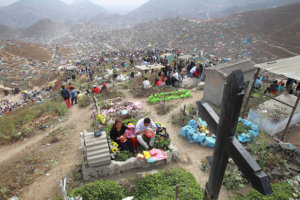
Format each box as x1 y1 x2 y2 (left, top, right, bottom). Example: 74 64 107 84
111 147 118 153
112 142 118 147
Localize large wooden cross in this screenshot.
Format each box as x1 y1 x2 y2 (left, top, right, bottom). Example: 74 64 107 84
197 70 273 199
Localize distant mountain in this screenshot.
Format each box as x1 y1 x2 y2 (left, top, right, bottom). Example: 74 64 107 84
0 18 69 41
67 0 107 24
126 0 300 23
0 0 67 27
211 0 300 19
0 24 21 39
127 0 205 22
90 13 130 28
21 19 68 39
0 0 106 28
90 2 300 60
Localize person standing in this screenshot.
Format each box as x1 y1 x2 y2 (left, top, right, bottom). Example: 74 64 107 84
67 83 73 92
197 64 203 79
72 74 76 82
89 70 94 81
70 87 77 105
60 86 71 108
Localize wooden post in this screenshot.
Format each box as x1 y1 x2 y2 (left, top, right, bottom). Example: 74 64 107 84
175 185 179 200
242 68 260 118
163 94 166 111
183 105 187 116
235 39 241 60
134 78 136 90
282 95 300 140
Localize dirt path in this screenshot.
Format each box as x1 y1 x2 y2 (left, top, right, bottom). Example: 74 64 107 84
20 105 91 199
11 105 91 200
262 41 298 56
0 105 83 166
124 89 230 199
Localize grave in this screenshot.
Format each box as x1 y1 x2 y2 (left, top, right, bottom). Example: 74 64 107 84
247 94 300 136
181 77 203 89
79 130 179 181
203 60 255 107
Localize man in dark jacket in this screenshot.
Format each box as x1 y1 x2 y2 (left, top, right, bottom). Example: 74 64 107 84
61 86 71 108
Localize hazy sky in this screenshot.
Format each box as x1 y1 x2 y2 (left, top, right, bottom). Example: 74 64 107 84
0 0 149 13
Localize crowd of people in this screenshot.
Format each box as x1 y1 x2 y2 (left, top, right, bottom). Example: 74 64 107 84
255 77 300 96
0 99 23 116
0 88 45 116
60 81 108 108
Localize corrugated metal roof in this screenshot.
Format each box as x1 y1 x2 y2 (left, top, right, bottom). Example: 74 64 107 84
84 131 111 167
211 60 255 77
254 56 300 81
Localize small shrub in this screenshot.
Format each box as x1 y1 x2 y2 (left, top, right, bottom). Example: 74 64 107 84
230 182 294 200
67 169 204 200
94 90 124 103
171 104 197 126
78 96 92 108
247 142 287 174
223 162 247 190
132 87 176 98
134 168 204 200
200 159 209 171
104 123 113 136
114 150 134 161
120 82 130 89
73 163 83 182
235 122 250 137
123 118 139 126
154 136 170 151
68 180 130 200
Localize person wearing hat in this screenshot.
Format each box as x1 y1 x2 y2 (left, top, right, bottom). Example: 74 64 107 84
91 85 101 94
125 123 139 153
135 118 157 150
101 82 108 93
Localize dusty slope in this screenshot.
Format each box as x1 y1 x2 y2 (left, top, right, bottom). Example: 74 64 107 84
0 41 51 62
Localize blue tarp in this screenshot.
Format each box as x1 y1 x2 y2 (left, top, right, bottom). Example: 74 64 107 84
181 119 215 148
237 118 259 143
181 118 259 146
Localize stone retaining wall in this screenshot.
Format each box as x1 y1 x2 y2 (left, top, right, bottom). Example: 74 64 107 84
82 142 179 181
